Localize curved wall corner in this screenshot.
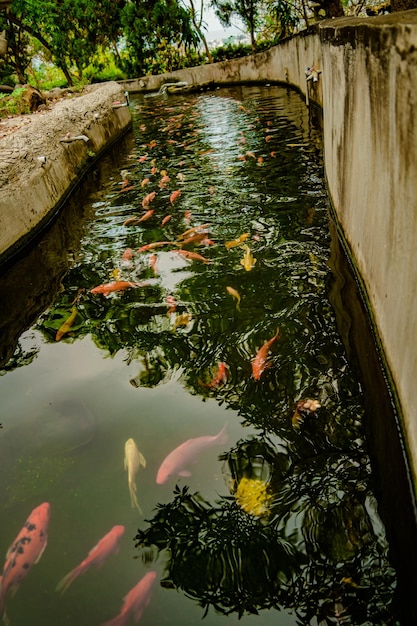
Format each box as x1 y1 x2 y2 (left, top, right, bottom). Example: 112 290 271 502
121 10 417 491
0 81 132 266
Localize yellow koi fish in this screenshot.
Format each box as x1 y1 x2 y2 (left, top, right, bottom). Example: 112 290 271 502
124 439 146 514
56 307 78 341
226 286 241 311
172 312 192 330
225 233 250 250
240 244 256 271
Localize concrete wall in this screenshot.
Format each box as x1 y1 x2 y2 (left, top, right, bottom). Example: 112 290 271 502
0 81 131 265
122 10 417 490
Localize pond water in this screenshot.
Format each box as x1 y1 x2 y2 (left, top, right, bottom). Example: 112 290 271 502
0 85 409 625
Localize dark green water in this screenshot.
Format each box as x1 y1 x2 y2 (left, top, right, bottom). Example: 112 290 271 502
0 85 409 625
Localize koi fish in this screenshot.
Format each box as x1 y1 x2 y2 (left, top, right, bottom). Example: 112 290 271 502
124 438 146 514
149 254 158 275
156 424 228 484
100 571 157 626
180 232 208 247
123 216 140 227
137 241 175 253
184 210 191 223
170 189 181 204
177 224 210 241
161 214 172 226
225 233 250 250
240 244 256 271
291 398 322 430
165 296 177 314
122 248 134 263
119 185 135 193
138 155 147 163
0 503 50 619
245 151 256 159
142 191 156 208
226 286 241 311
90 281 141 296
56 306 78 341
158 175 170 188
265 135 273 142
199 362 228 389
172 312 192 330
173 250 210 264
137 209 154 223
252 328 280 381
140 177 150 188
57 525 125 594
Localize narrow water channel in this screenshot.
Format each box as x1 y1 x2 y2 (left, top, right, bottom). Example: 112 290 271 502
0 85 412 625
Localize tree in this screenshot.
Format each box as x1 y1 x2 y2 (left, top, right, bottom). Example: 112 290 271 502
211 0 264 52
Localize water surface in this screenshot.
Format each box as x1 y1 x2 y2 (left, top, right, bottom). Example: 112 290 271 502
0 86 402 625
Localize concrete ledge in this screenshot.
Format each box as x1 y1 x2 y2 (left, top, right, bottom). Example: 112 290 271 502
0 81 132 265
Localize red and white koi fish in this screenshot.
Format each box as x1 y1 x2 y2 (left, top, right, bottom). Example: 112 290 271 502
0 502 50 619
90 281 141 296
101 571 157 626
170 189 181 204
156 424 228 484
137 241 175 253
199 362 228 389
161 214 172 226
252 328 280 381
173 250 210 264
165 296 177 314
142 191 156 208
57 525 125 594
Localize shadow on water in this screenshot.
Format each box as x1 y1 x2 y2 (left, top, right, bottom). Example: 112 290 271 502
0 85 415 626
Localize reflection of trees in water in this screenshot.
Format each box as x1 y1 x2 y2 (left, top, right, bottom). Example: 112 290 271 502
135 438 396 625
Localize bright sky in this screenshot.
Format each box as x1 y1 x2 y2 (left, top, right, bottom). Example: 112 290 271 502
198 5 245 39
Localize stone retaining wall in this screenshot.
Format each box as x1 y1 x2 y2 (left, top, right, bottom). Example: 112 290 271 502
0 81 131 264
121 11 417 490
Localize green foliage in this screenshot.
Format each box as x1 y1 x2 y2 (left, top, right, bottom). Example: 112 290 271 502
0 87 30 116
210 41 253 62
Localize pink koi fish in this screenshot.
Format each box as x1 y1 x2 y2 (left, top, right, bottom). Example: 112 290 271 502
0 503 50 620
156 424 228 484
57 525 125 594
101 571 157 626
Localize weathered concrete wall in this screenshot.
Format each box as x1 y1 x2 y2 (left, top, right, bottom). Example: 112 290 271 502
0 81 131 264
122 11 417 489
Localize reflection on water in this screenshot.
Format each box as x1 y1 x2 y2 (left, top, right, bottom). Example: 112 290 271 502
0 86 407 625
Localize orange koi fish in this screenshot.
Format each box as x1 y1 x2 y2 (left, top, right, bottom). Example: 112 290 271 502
225 233 250 250
177 224 210 241
158 175 170 188
100 571 157 626
137 241 175 253
56 306 78 341
265 135 273 142
174 250 210 264
119 185 135 193
123 216 140 227
142 191 156 208
170 189 181 204
138 155 147 163
90 281 141 296
57 526 125 594
183 210 191 223
148 139 157 149
149 254 158 275
199 362 228 389
141 177 150 188
0 503 50 620
209 185 215 195
122 248 134 262
161 214 172 226
181 232 208 247
137 209 154 223
252 328 280 381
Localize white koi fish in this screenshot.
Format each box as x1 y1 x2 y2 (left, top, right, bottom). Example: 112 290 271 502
124 438 146 513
